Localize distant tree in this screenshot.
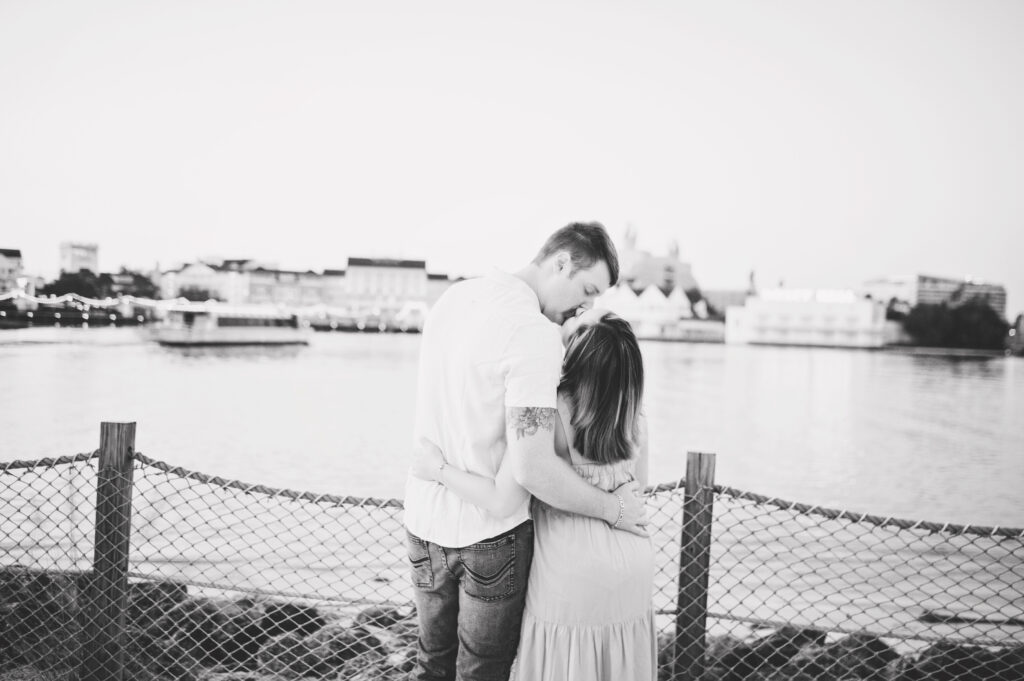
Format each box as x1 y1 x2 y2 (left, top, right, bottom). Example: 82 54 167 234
116 268 160 299
39 270 102 298
39 268 160 300
178 286 221 302
949 301 1009 350
885 297 911 321
903 301 1008 350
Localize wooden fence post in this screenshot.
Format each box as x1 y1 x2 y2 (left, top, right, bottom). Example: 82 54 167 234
79 422 136 681
674 451 716 681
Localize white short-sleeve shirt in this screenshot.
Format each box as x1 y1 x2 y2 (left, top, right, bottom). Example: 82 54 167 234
403 270 563 547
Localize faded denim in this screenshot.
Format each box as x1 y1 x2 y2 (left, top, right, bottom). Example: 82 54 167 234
407 521 534 681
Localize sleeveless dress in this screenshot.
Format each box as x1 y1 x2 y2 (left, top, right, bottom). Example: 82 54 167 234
510 411 657 681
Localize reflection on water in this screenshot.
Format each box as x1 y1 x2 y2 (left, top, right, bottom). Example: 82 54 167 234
0 330 1022 527
158 344 309 361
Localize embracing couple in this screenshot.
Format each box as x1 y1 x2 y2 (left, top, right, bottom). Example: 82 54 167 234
403 223 657 681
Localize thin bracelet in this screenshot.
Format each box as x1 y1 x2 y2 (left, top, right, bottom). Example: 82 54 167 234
437 461 447 485
611 493 625 529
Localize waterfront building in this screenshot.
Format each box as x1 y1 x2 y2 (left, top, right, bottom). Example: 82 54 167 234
596 283 724 341
159 256 448 319
426 272 454 307
726 289 888 348
59 242 99 274
0 248 24 295
161 262 246 303
588 226 731 341
862 274 1007 319
702 289 751 318
248 268 323 307
321 269 348 307
344 257 428 316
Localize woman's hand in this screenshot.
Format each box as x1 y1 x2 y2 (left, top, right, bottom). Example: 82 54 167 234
411 439 446 482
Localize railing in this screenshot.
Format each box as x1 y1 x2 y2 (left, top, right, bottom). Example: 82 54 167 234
2 422 1022 680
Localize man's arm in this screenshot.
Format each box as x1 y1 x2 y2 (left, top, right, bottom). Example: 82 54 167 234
410 439 529 517
505 406 647 536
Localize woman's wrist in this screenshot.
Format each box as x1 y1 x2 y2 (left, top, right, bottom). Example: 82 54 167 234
436 460 447 484
607 492 625 528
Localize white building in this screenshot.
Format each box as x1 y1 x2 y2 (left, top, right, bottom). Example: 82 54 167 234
596 283 724 341
159 257 446 318
427 272 454 307
344 257 428 315
161 262 243 302
60 242 99 274
726 289 888 348
248 268 324 307
0 248 24 295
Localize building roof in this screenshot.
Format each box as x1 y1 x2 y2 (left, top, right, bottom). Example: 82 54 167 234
216 259 256 271
347 257 426 269
323 269 347 276
427 272 449 280
0 248 22 258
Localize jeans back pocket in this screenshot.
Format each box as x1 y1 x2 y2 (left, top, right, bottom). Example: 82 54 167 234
459 534 517 602
407 531 434 589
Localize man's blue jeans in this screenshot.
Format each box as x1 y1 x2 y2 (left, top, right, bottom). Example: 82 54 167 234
407 521 534 681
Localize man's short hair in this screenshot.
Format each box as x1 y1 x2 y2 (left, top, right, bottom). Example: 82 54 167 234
533 222 619 286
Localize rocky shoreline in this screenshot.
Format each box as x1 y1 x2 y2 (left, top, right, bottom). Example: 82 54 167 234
2 567 1022 680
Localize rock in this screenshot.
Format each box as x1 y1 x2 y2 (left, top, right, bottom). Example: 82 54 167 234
308 623 384 662
896 642 1024 681
774 633 899 680
0 665 75 681
384 647 417 675
140 598 263 669
354 605 406 630
257 631 324 678
197 672 268 681
129 596 331 679
128 581 188 629
707 627 826 681
0 567 82 669
258 602 325 640
336 649 388 680
257 622 383 679
699 634 751 681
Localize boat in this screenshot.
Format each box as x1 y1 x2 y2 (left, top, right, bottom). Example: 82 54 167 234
149 304 312 346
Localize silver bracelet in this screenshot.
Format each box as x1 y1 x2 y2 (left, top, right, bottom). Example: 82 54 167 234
611 493 625 529
437 461 447 485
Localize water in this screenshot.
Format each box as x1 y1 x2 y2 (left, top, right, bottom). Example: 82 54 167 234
1 327 1022 527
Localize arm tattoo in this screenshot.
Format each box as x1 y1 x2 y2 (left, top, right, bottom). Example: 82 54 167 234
507 407 557 441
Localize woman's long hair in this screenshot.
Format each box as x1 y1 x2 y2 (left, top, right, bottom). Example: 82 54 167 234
558 312 644 464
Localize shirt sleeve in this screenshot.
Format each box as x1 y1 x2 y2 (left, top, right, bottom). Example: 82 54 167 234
503 320 563 409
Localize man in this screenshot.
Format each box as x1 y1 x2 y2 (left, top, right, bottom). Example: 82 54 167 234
404 222 647 681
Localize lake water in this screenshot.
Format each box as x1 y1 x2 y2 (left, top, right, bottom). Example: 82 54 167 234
1 327 1022 527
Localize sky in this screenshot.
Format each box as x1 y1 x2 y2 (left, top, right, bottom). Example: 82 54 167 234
1 0 1021 315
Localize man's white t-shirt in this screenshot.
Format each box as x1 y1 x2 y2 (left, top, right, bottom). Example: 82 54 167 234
403 270 563 548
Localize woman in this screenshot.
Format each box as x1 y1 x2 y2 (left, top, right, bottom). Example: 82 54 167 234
411 309 656 681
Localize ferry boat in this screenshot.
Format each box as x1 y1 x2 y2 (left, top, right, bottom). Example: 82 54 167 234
149 304 312 346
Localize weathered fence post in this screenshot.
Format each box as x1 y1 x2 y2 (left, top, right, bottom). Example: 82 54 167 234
674 451 716 681
79 422 136 681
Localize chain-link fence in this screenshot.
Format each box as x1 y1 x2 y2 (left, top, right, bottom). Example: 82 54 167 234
2 424 1023 680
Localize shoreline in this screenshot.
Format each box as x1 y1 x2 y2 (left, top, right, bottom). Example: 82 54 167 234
0 324 1015 358
1 569 1021 681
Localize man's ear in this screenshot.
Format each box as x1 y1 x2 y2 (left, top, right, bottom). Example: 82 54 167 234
554 251 572 275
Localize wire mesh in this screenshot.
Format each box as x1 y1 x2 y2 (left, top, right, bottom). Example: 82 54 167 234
2 452 1023 681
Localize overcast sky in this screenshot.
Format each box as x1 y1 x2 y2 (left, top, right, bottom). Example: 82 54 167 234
2 0 1021 314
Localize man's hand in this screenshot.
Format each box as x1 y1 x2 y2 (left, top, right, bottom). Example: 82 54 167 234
410 440 446 483
609 480 648 537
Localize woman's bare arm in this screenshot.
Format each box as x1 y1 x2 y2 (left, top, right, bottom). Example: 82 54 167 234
410 439 529 517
